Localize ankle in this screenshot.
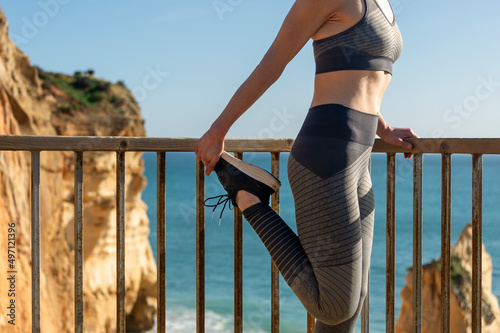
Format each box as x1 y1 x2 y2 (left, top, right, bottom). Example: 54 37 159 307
236 190 261 211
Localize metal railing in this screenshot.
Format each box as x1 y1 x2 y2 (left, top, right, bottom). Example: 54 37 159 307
1 135 498 333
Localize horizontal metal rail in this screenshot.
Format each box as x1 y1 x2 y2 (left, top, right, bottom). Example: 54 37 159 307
2 135 500 154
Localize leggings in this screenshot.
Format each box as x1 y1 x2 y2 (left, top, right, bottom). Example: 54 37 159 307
242 104 378 332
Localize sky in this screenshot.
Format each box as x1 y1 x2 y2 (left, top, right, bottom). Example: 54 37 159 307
1 0 500 139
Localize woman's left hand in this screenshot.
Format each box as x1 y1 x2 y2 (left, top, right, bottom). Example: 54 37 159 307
380 126 419 159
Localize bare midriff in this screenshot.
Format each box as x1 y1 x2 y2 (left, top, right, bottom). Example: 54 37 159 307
309 0 392 115
311 70 392 115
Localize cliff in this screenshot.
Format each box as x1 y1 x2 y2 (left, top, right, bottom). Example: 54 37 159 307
396 223 500 332
0 5 157 333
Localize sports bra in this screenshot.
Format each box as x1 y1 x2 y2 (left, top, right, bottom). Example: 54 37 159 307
313 0 403 75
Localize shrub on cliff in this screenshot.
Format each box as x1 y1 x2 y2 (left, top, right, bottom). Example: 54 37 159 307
57 105 72 114
87 92 104 103
110 95 126 107
73 76 93 90
93 81 111 92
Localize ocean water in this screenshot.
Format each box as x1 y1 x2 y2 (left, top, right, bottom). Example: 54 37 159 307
141 152 500 333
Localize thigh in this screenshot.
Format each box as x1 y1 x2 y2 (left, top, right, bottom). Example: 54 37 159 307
288 149 372 268
358 167 375 270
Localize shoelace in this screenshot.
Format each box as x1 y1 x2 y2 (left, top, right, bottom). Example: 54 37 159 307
204 194 234 225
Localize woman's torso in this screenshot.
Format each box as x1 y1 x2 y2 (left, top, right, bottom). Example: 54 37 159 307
310 0 402 115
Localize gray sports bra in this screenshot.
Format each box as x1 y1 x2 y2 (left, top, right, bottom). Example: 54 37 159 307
313 0 403 75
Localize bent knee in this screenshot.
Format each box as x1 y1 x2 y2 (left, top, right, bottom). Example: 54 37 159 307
313 301 360 326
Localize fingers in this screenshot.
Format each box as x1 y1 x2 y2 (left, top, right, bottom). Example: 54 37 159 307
398 137 413 150
400 128 418 159
205 156 219 176
401 128 419 139
197 150 215 175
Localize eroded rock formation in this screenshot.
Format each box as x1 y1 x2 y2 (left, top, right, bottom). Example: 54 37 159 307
396 223 500 333
0 5 157 332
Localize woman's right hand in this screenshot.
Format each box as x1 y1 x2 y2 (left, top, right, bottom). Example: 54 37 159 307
379 125 419 159
195 128 225 176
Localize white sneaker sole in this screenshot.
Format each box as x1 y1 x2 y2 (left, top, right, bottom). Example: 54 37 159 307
220 151 281 192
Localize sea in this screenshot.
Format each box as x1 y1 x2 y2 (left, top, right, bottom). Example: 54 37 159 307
141 152 500 333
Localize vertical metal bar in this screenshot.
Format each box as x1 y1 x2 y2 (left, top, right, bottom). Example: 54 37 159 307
307 313 315 333
271 152 280 333
413 154 423 333
386 153 396 333
196 159 205 333
362 156 372 333
234 152 243 333
157 152 166 333
441 154 451 333
472 154 483 333
31 151 41 333
74 151 84 333
116 152 126 333
361 271 370 333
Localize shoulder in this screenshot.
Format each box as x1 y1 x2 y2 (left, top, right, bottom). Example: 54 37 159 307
291 0 345 13
284 0 347 27
287 0 357 25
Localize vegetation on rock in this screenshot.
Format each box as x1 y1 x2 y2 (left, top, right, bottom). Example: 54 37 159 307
36 68 131 115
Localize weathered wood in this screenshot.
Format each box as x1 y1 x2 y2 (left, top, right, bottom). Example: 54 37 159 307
441 154 452 333
307 313 315 333
157 153 166 333
361 272 370 333
386 153 396 333
271 153 281 333
0 135 293 152
2 135 500 154
472 155 483 333
196 159 205 333
413 154 423 333
74 151 84 333
234 152 243 333
116 152 126 333
31 151 41 333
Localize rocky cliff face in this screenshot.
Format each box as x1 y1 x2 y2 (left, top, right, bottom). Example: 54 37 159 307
396 223 500 333
0 5 157 333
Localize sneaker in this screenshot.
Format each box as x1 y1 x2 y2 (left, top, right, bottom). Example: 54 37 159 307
205 151 281 223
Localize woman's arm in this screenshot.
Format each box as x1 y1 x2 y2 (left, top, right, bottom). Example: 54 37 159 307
377 112 419 158
196 0 341 175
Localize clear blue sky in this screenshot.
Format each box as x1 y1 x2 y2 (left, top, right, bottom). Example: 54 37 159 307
2 0 500 139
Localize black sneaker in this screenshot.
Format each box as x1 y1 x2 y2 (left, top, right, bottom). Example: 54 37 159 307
205 151 281 223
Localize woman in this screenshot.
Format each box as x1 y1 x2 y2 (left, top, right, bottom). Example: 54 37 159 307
195 0 418 331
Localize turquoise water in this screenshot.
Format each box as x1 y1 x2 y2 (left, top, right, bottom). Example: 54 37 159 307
142 152 500 333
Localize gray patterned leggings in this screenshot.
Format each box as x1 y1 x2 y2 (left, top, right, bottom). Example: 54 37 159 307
242 104 378 332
